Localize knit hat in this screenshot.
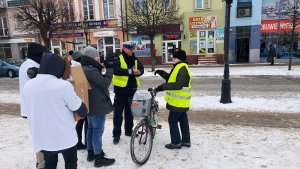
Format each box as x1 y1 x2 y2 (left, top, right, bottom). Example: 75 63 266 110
82 46 99 58
39 53 66 78
27 43 45 64
173 50 187 61
71 51 83 62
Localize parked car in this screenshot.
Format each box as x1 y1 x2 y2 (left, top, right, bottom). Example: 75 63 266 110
0 60 20 78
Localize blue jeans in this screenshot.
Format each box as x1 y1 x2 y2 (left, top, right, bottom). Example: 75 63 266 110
168 111 191 145
86 115 106 155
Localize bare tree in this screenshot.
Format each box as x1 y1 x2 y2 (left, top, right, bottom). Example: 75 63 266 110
125 0 183 71
284 0 300 70
15 0 75 50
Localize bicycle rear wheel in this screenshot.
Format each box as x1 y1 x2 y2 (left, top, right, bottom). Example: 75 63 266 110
130 120 153 166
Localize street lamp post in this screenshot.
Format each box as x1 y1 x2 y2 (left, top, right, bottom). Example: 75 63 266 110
82 21 89 46
220 0 232 104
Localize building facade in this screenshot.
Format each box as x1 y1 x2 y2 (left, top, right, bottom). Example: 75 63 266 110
261 0 300 60
50 0 124 57
229 0 261 63
122 0 226 65
0 0 37 60
180 0 225 64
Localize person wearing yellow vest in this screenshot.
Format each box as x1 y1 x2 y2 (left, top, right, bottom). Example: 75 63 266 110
112 41 144 144
153 49 192 149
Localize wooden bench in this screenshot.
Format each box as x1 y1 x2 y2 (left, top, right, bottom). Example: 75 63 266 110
198 57 217 65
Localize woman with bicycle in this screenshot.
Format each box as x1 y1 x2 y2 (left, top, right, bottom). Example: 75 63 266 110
154 49 192 149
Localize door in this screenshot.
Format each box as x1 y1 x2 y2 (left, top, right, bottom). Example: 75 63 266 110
236 38 249 63
163 40 181 63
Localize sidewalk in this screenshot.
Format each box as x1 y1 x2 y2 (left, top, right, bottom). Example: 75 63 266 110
144 58 300 68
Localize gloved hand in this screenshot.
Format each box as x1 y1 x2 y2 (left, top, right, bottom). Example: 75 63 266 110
148 87 154 92
154 70 163 75
155 85 163 92
27 67 39 79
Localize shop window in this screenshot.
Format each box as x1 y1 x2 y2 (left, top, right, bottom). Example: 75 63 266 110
98 37 120 59
51 40 66 56
0 44 12 59
260 32 300 59
103 0 114 19
18 43 28 59
195 0 210 10
197 30 215 54
83 0 94 20
0 17 8 37
74 38 85 51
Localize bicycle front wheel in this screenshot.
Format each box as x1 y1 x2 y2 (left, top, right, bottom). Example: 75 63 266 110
130 120 153 166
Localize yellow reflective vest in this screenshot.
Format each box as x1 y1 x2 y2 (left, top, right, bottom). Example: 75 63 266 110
113 54 140 87
164 63 192 108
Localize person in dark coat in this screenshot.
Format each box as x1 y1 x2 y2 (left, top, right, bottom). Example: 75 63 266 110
153 49 192 149
268 44 276 65
112 41 144 144
81 46 115 167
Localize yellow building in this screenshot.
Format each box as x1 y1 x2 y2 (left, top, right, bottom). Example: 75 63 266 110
179 0 225 64
124 0 225 65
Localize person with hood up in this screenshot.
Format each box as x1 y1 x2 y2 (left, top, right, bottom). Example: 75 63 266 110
80 46 115 167
153 49 192 149
18 42 46 169
22 53 88 168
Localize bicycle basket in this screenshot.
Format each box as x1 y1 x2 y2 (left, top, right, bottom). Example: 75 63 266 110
131 90 152 117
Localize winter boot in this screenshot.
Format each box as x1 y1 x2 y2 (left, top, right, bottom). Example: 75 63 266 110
165 143 182 149
94 154 115 167
87 150 94 162
76 142 87 150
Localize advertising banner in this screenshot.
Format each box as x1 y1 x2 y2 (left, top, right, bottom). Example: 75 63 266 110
189 16 217 30
261 20 300 33
132 35 152 57
216 28 224 43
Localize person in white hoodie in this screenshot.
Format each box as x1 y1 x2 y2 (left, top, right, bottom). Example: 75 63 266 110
18 42 46 169
22 53 88 168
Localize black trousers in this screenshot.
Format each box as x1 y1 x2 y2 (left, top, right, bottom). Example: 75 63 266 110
75 117 88 144
168 111 191 145
113 93 134 138
42 145 77 169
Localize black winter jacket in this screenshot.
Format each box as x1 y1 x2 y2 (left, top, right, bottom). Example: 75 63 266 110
81 56 113 116
157 61 191 112
113 51 144 95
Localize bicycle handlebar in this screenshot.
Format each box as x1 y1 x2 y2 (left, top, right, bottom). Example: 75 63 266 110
148 87 157 97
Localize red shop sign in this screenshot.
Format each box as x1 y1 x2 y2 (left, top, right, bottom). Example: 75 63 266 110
261 20 300 33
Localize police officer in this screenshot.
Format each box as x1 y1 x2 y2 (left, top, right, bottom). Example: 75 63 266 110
153 49 191 149
112 41 144 144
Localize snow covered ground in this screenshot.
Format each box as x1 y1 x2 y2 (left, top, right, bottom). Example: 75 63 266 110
0 65 300 168
0 115 300 169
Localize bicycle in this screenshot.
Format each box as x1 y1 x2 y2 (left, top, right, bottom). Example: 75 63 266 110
130 88 161 166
